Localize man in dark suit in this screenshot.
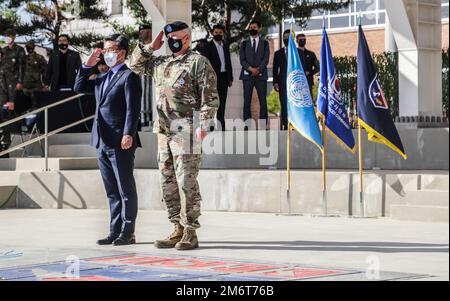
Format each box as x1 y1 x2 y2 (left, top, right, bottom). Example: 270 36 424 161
296 33 320 97
74 34 142 246
273 29 301 131
45 34 82 91
204 24 233 131
239 20 270 127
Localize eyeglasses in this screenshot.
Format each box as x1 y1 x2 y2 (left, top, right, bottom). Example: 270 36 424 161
103 48 120 53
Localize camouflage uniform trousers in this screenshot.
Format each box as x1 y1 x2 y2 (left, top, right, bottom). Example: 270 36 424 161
158 133 202 230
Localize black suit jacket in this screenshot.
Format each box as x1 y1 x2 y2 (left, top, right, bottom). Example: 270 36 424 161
273 47 289 88
239 36 270 81
298 48 319 87
74 64 142 149
204 40 233 83
45 49 82 91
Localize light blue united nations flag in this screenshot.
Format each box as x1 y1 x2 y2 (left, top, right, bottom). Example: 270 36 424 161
287 32 322 151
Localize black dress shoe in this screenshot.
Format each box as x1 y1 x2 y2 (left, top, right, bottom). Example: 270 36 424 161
113 234 136 246
97 234 119 245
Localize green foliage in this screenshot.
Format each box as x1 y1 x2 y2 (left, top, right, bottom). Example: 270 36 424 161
267 88 281 115
0 0 108 48
334 52 399 119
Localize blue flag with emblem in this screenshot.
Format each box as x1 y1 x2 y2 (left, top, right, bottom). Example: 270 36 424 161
357 25 406 159
317 25 356 153
287 32 322 151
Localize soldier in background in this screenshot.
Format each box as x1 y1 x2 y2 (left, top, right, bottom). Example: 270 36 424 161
1 28 26 112
23 40 48 108
1 50 12 158
129 21 219 251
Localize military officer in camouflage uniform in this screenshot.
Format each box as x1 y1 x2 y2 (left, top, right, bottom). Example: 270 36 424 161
129 21 219 251
1 29 25 158
0 50 12 158
23 40 48 108
0 29 26 110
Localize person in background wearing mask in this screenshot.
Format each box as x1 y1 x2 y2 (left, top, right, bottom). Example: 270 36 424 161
45 34 82 91
239 20 270 128
296 33 319 99
203 24 233 131
273 29 302 131
129 21 219 251
0 28 26 113
23 40 48 109
74 34 142 247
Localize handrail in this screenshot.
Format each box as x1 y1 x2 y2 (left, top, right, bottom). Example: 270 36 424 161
0 93 93 171
0 93 84 129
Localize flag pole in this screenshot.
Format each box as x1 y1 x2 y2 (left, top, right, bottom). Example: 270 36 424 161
320 118 327 216
357 10 365 218
287 122 292 215
358 120 365 217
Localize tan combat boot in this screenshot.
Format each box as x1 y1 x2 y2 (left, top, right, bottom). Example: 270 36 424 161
154 223 184 249
175 228 199 250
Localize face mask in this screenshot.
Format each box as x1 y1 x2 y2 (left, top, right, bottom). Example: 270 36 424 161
58 44 69 50
249 29 258 36
104 52 118 67
5 37 13 45
26 47 34 54
168 37 184 53
298 39 306 47
283 39 289 47
213 35 224 42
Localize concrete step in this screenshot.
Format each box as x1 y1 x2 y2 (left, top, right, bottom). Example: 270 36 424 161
398 191 449 207
0 185 16 209
47 133 91 145
0 158 98 171
390 205 449 223
9 169 449 222
48 144 96 158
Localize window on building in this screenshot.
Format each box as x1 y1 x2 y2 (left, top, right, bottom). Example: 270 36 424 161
111 0 123 15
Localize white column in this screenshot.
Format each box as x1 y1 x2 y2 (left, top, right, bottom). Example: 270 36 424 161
139 0 193 121
385 0 442 118
385 14 397 52
139 0 192 55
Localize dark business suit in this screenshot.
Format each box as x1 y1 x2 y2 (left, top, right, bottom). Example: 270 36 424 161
273 47 302 130
204 40 233 131
298 48 320 93
45 49 82 91
239 36 270 124
74 64 142 236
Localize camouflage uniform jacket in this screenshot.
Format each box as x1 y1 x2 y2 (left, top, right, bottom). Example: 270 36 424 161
129 44 219 136
23 51 47 90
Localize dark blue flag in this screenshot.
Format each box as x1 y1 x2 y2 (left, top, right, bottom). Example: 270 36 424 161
317 25 356 153
357 25 407 159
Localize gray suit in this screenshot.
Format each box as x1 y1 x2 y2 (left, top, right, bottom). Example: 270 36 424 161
239 36 270 123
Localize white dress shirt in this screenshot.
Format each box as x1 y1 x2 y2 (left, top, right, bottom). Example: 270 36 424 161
214 40 227 73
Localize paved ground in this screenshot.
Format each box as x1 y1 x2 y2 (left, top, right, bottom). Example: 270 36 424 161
0 210 448 281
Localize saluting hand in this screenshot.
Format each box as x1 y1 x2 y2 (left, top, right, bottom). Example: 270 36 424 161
86 48 102 67
150 30 165 51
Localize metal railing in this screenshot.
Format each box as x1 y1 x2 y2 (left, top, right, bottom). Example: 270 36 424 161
0 93 94 171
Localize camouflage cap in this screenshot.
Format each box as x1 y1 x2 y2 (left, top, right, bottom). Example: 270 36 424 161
164 21 189 37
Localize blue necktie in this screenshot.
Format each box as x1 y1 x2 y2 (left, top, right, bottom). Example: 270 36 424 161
102 70 114 96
